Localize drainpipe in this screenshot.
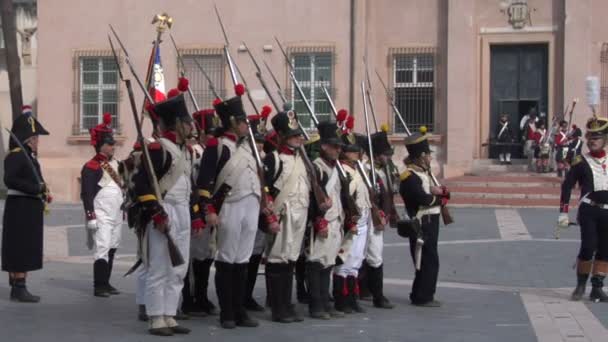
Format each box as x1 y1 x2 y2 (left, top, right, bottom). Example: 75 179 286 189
348 0 356 113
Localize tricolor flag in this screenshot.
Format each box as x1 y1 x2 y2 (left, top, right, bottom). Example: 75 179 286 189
147 45 166 103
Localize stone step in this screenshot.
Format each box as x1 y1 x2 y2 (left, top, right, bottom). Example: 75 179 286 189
448 186 578 200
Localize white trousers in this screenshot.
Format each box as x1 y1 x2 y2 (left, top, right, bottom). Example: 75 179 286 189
307 217 344 268
216 194 260 264
135 267 147 305
93 187 123 261
336 209 370 277
365 222 384 268
144 200 191 316
266 204 308 263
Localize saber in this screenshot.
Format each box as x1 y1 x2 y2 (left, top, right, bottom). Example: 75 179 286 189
168 33 200 112
264 60 288 105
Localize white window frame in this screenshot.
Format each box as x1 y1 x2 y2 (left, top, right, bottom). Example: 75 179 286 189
290 53 332 129
79 57 118 133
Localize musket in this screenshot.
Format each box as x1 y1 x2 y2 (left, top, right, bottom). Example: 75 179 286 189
242 41 280 119
363 57 379 132
318 83 360 226
108 31 184 274
566 99 578 137
376 69 411 135
213 4 284 230
272 37 329 213
5 128 50 213
361 81 386 229
168 33 200 112
264 60 288 105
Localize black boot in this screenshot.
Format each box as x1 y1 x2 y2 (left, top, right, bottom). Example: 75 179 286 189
306 262 329 319
215 261 236 329
138 304 149 322
347 276 365 313
357 261 371 301
93 259 111 297
244 254 264 312
194 258 218 315
322 267 343 318
286 261 303 322
590 275 608 302
571 274 589 301
295 255 309 304
266 263 294 323
233 263 259 327
182 265 207 317
106 249 120 295
369 265 394 309
333 274 349 314
10 278 40 303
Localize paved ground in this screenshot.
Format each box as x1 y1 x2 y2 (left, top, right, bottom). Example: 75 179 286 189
1 202 608 341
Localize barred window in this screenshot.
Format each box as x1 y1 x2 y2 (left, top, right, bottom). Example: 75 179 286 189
181 52 226 112
290 52 333 129
79 57 119 132
393 52 435 133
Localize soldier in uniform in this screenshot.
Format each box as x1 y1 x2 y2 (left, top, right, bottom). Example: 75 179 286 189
554 120 570 178
198 86 278 329
333 119 368 315
181 108 221 317
566 125 583 165
559 116 608 302
399 129 450 307
80 113 124 297
495 113 515 165
363 130 395 309
307 121 345 319
2 105 50 303
263 110 311 322
133 93 195 336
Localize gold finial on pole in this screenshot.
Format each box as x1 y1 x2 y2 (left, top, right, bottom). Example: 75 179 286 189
151 12 173 33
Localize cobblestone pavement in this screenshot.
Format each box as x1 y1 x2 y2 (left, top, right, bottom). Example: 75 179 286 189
1 203 607 342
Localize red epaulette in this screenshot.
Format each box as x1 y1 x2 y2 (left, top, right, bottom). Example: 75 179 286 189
148 142 162 150
205 137 219 148
85 159 101 171
132 141 142 151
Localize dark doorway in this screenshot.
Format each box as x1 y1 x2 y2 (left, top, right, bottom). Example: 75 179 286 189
490 44 548 158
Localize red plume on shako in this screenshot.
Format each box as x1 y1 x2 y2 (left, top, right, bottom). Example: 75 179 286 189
261 105 272 119
234 83 246 97
337 109 348 124
167 88 181 99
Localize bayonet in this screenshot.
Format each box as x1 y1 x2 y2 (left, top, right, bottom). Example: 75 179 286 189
234 61 260 114
242 41 280 113
363 58 379 131
264 60 287 105
376 68 411 135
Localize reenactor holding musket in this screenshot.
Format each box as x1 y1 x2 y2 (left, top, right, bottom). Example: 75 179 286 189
399 127 451 307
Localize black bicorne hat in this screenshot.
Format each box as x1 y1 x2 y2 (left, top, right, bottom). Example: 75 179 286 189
371 131 392 156
404 132 431 159
271 110 304 138
10 106 49 149
317 121 342 146
152 93 192 129
585 117 608 138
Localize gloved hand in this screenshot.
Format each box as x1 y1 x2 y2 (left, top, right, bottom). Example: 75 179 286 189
85 219 97 250
558 213 569 228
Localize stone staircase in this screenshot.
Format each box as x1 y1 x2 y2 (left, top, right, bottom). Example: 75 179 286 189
441 159 579 208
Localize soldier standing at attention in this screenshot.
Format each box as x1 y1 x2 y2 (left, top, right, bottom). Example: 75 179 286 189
80 113 125 298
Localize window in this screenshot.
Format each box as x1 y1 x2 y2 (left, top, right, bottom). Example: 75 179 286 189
180 50 225 112
392 50 436 133
79 56 119 133
290 51 333 129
